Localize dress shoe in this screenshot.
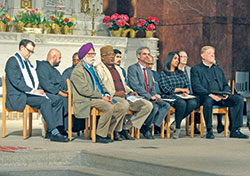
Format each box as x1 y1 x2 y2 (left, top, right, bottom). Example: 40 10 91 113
50 133 69 142
96 135 109 143
194 127 200 134
120 130 135 140
230 129 249 139
206 130 215 139
114 131 123 141
143 130 154 139
217 124 224 133
106 135 114 143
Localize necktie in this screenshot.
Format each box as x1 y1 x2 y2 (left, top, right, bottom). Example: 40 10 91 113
24 60 35 87
143 68 150 93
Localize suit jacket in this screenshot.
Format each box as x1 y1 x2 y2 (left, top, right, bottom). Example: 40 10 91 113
127 63 156 100
95 62 132 97
5 56 34 111
70 60 106 119
191 62 230 96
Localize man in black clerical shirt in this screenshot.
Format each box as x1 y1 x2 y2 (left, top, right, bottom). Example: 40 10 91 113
36 48 68 135
191 46 248 139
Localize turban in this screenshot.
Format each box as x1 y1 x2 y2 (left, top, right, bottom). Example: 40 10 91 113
100 45 113 55
78 42 95 59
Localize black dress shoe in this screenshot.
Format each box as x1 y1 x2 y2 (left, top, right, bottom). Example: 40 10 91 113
143 130 154 139
106 135 114 143
230 129 249 139
120 130 135 140
217 124 224 133
114 131 123 141
194 127 200 134
50 133 69 142
206 130 215 139
96 135 109 143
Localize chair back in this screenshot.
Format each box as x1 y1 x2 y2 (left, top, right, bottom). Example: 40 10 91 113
235 72 249 92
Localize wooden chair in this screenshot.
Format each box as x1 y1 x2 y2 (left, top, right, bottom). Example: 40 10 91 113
1 76 39 139
67 78 99 142
166 107 195 139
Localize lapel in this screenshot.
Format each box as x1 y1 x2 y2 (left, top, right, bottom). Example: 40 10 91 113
135 63 146 85
100 62 115 90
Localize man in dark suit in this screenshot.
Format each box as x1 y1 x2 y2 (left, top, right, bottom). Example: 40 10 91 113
4 39 68 142
191 45 248 139
127 47 171 138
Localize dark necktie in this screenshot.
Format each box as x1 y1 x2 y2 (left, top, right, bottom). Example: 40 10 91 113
143 68 150 93
24 60 35 87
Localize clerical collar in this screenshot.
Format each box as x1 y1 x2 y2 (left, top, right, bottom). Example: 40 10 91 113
202 61 214 68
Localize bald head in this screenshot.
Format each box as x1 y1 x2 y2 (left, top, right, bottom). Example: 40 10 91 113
47 48 62 67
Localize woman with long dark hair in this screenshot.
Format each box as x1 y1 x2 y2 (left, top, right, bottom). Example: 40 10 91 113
159 51 197 139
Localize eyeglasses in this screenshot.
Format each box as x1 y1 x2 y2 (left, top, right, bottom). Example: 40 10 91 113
103 53 115 57
25 47 34 54
86 53 96 57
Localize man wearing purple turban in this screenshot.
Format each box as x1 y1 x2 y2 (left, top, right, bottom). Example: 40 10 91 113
70 43 127 143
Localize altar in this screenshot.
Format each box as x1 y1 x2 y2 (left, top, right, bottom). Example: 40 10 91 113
0 32 159 76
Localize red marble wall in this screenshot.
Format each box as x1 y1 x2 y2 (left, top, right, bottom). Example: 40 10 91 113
135 0 250 80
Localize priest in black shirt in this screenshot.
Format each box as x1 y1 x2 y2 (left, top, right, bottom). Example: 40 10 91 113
191 46 248 139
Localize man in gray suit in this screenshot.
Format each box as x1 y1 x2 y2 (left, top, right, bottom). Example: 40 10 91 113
127 47 171 138
4 39 68 142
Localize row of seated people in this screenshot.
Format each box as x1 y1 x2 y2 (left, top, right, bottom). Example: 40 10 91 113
4 39 249 143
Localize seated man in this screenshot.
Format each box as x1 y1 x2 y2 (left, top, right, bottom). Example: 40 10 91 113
62 52 85 133
191 45 248 139
96 46 153 139
62 52 80 80
113 49 127 83
71 42 127 143
36 49 69 135
127 47 170 136
5 39 68 142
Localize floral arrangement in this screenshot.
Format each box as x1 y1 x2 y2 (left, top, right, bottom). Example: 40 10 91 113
14 7 44 26
137 16 159 31
103 13 129 31
0 4 12 24
49 6 76 28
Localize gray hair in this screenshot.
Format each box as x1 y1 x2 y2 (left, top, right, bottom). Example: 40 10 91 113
136 47 150 57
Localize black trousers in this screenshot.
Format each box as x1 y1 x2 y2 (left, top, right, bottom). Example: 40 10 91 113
174 98 197 129
26 94 61 131
200 94 243 131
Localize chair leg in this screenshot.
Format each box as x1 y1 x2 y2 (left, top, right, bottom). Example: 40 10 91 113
28 113 32 137
224 108 229 137
23 108 27 139
68 109 72 141
136 128 140 139
2 109 6 138
85 118 89 139
161 120 165 139
200 106 204 138
190 111 194 138
186 115 190 136
130 127 134 138
16 112 20 120
151 124 154 136
166 111 171 139
91 109 96 143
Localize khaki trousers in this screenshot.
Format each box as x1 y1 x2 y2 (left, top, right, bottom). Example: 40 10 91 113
90 99 126 137
113 97 153 129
